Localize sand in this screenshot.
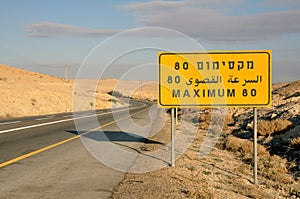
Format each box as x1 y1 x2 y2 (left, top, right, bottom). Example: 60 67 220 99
0 64 157 119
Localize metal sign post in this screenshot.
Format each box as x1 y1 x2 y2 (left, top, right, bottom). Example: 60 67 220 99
158 50 272 183
253 107 258 184
175 108 178 124
171 108 175 167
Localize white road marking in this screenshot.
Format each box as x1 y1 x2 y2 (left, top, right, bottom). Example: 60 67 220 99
0 106 142 134
73 114 89 117
35 118 49 121
0 121 21 125
62 115 73 118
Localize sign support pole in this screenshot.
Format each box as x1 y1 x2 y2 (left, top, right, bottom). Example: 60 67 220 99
171 108 175 167
253 107 258 185
175 108 178 125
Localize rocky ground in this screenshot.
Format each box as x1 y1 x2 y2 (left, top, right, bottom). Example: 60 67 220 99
113 80 300 198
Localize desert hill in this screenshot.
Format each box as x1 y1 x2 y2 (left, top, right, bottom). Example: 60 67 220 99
0 64 157 119
0 64 75 118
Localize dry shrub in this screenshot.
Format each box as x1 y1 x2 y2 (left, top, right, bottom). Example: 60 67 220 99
225 136 269 157
256 119 292 136
256 120 273 136
225 136 292 183
290 137 300 150
198 110 233 131
259 155 292 183
273 119 293 133
31 98 37 106
107 90 125 98
198 112 211 129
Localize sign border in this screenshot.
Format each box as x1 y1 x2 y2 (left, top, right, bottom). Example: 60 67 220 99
158 50 272 108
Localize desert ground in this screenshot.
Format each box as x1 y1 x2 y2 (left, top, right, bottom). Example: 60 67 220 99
0 64 156 119
1 64 300 198
113 80 300 198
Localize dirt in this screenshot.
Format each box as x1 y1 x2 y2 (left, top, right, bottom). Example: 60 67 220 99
0 64 157 119
113 80 300 198
113 118 299 198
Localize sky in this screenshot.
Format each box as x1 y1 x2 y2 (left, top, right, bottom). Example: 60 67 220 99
0 0 300 82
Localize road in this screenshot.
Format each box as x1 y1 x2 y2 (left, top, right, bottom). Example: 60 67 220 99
0 99 159 198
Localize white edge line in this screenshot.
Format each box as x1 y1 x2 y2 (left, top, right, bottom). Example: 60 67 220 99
35 118 49 121
0 106 143 134
62 115 73 118
0 121 21 125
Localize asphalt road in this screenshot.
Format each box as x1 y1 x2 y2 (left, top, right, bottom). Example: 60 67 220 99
0 99 158 198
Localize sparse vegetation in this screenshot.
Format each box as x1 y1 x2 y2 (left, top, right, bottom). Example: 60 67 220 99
114 80 300 198
259 155 292 183
289 187 300 198
202 171 212 175
197 109 233 132
223 136 292 183
0 64 158 119
31 98 37 106
187 166 195 171
224 136 268 157
108 98 117 103
290 136 300 150
248 119 293 136
107 90 125 98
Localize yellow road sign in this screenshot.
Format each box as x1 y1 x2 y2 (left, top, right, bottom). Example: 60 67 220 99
158 50 272 108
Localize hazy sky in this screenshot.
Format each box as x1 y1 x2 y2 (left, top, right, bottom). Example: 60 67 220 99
1 0 300 82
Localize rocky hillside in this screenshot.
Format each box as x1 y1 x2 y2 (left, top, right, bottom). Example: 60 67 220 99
113 80 300 199
230 80 300 181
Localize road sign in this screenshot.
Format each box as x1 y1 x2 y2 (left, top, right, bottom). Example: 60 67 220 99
158 50 272 107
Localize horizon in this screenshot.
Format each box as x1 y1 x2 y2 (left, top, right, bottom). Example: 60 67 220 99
2 62 299 85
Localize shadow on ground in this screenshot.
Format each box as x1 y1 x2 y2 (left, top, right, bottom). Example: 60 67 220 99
66 130 163 144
